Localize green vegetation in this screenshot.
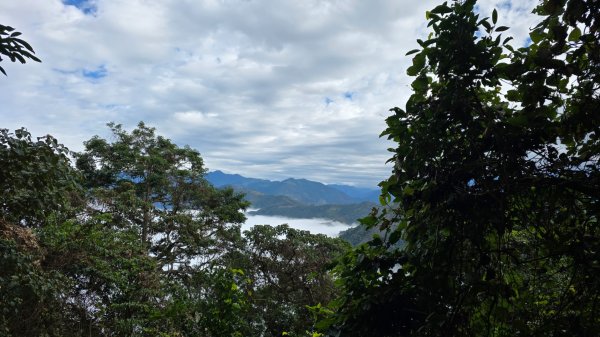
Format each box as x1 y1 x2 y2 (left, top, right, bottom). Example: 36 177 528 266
338 223 392 247
321 0 600 336
239 225 349 337
0 124 346 337
0 24 40 76
2 0 600 335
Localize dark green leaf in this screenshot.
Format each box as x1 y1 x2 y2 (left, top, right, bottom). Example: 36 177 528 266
568 27 581 41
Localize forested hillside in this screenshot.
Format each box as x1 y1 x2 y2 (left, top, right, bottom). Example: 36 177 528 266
249 201 375 225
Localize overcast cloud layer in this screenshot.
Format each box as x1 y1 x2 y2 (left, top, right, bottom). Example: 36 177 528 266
0 0 539 187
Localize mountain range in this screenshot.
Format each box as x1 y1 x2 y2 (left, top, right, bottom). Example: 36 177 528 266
206 171 380 223
206 170 380 205
205 171 386 245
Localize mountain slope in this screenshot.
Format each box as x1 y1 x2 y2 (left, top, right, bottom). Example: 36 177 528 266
207 171 382 225
206 171 366 205
327 184 380 203
249 201 377 225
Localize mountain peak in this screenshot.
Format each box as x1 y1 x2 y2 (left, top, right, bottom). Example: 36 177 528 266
206 171 379 204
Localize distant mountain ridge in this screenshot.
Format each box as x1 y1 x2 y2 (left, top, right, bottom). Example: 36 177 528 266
327 184 381 203
206 171 381 226
249 200 376 225
206 170 380 205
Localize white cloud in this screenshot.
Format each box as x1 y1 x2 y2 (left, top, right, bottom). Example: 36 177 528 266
0 0 539 187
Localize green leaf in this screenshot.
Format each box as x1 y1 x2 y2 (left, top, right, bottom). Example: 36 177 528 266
406 52 426 76
481 19 492 31
411 76 428 92
507 114 528 126
495 26 509 32
492 9 498 25
568 27 581 42
506 89 520 101
431 3 452 15
529 29 545 43
388 229 402 245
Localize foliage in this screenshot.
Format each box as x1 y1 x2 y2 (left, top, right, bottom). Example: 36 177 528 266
323 0 600 336
161 267 253 337
239 225 350 337
38 217 163 337
0 24 40 76
0 221 65 337
0 128 80 227
75 122 249 269
71 122 254 335
0 118 355 336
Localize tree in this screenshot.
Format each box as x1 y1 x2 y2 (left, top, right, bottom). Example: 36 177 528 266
37 217 162 337
323 0 600 336
0 128 80 227
0 24 41 76
0 220 67 337
73 122 252 336
75 122 249 271
239 225 349 337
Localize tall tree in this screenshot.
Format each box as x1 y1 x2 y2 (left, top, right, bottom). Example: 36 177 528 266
76 122 248 271
324 0 600 336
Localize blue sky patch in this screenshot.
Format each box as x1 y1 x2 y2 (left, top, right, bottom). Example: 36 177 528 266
83 65 107 79
325 97 334 105
63 0 97 15
343 91 354 100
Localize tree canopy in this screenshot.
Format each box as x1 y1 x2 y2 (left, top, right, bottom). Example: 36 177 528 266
0 128 79 226
323 0 600 336
1 123 347 337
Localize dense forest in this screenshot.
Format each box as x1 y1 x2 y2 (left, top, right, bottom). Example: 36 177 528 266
2 0 600 336
0 121 349 337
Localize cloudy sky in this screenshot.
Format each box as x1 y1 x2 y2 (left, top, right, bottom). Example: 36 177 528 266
0 0 539 187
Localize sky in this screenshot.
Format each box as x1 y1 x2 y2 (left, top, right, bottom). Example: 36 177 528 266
0 0 539 188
